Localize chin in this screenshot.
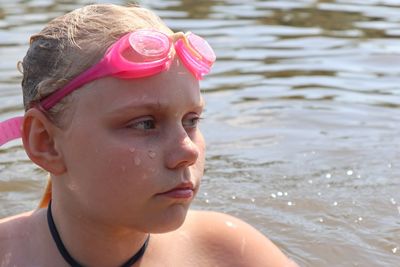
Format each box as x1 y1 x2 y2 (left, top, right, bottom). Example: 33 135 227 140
150 203 190 233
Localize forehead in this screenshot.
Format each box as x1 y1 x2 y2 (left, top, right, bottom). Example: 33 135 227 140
73 58 202 114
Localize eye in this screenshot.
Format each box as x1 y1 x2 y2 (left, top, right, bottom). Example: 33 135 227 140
182 114 203 129
127 118 156 130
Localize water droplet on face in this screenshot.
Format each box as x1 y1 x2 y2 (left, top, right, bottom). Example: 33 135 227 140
308 179 313 184
134 157 141 166
287 201 293 206
277 191 283 197
203 192 208 196
205 199 209 204
347 170 354 176
284 192 288 196
333 201 338 206
388 163 392 168
326 173 332 179
318 218 324 223
317 192 322 196
231 195 236 200
148 150 156 159
392 247 398 254
390 198 396 205
271 193 277 198
251 198 255 203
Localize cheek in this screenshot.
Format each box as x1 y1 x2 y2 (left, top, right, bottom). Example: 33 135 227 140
88 147 158 185
196 131 206 159
68 147 163 219
192 132 206 175
64 133 159 196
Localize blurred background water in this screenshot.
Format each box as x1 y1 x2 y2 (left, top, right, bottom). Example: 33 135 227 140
0 0 399 266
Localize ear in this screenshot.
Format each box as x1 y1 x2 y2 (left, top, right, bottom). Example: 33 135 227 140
21 108 66 175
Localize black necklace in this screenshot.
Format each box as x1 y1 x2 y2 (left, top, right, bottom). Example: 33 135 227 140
47 201 150 267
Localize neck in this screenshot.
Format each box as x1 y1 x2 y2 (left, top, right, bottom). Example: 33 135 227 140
48 200 150 267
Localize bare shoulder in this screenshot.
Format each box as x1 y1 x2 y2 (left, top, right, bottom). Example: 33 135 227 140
0 211 30 241
183 210 298 267
0 210 40 264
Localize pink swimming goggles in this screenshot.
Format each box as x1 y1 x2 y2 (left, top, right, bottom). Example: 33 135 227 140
0 29 216 146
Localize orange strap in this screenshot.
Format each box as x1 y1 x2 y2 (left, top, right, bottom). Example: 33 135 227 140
38 175 52 208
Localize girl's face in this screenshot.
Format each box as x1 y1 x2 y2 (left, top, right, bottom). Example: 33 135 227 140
55 59 205 233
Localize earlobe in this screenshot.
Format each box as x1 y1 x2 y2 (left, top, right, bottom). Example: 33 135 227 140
21 109 66 175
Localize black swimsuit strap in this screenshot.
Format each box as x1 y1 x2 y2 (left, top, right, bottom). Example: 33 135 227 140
47 201 150 267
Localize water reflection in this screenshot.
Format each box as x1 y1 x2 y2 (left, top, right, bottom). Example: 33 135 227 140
0 0 399 266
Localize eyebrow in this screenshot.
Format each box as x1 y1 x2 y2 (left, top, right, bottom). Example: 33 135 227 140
105 98 205 116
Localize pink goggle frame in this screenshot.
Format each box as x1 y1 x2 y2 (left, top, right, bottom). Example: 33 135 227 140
0 29 216 146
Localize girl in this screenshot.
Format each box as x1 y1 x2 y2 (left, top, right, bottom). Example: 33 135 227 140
0 4 297 267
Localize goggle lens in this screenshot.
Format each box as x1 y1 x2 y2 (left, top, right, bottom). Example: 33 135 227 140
187 33 216 64
128 30 170 61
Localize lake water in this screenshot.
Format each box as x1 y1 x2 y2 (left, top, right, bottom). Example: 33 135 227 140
0 0 399 266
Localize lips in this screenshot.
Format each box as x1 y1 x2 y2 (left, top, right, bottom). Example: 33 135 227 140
157 182 195 199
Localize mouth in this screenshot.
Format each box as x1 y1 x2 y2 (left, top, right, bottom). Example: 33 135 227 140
157 181 195 199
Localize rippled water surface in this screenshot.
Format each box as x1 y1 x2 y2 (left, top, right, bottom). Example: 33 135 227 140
1 0 399 266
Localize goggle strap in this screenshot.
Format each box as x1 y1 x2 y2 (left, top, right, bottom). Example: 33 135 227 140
0 116 23 146
181 32 203 60
40 61 109 110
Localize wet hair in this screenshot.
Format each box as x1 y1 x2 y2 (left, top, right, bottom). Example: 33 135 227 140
21 3 172 124
23 4 173 208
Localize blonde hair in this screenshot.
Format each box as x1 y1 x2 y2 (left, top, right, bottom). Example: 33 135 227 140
23 4 173 208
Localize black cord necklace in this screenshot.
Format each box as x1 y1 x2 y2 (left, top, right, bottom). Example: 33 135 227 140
47 201 150 267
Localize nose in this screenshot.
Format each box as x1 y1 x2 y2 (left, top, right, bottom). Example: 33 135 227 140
165 129 200 169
